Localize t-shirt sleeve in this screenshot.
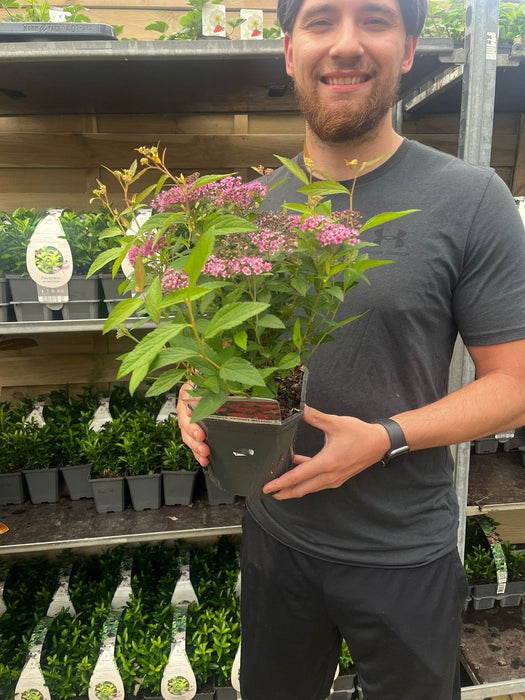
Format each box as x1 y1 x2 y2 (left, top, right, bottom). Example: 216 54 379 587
453 172 525 346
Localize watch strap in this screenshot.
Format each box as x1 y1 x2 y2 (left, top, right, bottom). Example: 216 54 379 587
374 418 409 467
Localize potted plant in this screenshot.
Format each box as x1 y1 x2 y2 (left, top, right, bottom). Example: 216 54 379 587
119 410 164 511
84 419 128 514
59 209 114 320
0 208 54 321
161 428 200 506
89 147 414 497
0 401 26 504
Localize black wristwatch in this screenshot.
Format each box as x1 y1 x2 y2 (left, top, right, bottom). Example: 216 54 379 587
374 418 410 467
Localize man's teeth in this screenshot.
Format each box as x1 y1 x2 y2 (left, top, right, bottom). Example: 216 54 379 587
326 76 366 85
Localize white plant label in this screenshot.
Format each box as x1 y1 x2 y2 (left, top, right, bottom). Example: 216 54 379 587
486 31 498 61
121 208 153 279
26 209 72 309
240 10 263 40
89 398 112 432
202 4 226 37
49 6 70 21
161 553 199 700
156 394 178 423
25 402 46 427
46 565 76 618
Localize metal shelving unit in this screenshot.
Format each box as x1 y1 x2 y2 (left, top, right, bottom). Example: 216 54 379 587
0 3 524 695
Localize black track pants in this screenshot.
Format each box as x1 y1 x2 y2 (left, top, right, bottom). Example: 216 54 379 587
240 511 468 700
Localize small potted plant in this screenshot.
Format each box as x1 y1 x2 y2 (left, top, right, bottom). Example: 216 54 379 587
85 420 128 514
0 207 53 321
0 401 27 504
161 425 200 506
119 411 164 511
59 209 115 320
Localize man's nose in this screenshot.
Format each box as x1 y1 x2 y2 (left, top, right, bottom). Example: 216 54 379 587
328 20 366 60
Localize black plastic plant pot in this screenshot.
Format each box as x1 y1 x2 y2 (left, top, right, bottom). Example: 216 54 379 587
203 469 237 505
0 278 10 304
0 471 26 505
126 473 162 511
89 475 126 514
162 469 198 506
200 408 303 497
22 467 59 504
60 463 93 500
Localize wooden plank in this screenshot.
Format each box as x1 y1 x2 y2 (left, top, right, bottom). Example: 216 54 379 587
0 133 304 169
511 114 525 196
0 116 96 133
0 353 121 387
0 168 97 194
408 133 517 167
97 113 235 134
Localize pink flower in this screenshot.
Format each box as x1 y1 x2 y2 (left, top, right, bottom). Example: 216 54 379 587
162 269 189 292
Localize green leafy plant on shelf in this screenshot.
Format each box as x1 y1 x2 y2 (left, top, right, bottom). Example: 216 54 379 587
0 0 90 23
422 1 525 44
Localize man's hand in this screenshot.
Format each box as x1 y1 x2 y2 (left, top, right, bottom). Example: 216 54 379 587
262 405 391 500
176 382 211 467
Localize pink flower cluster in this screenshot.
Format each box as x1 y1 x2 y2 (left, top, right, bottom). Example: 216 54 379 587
162 269 189 292
127 232 165 265
301 216 360 248
152 175 266 215
203 254 272 278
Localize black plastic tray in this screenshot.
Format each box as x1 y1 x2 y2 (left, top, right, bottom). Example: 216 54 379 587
0 22 117 42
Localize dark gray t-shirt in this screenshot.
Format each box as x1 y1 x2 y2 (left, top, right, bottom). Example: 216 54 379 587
247 138 525 567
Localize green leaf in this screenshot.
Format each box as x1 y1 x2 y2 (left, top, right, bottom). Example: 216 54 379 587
150 346 201 369
297 181 350 197
233 330 248 350
129 364 149 395
256 314 285 329
103 297 145 332
146 276 162 308
277 353 301 370
219 358 267 387
292 318 303 350
145 369 186 396
193 173 235 189
118 323 188 377
204 302 269 339
203 214 256 236
360 209 419 233
87 249 121 277
282 203 314 216
185 230 215 285
273 155 310 186
189 391 229 423
159 286 213 309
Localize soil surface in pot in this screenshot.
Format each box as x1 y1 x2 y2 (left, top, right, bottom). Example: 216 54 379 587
275 366 305 419
461 604 525 683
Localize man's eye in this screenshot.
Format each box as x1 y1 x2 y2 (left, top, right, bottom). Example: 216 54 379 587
306 18 332 28
364 16 390 27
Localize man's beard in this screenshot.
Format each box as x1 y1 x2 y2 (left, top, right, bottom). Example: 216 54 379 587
294 75 401 143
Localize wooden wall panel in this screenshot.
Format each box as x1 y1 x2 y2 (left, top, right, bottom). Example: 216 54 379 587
0 331 136 403
0 109 521 212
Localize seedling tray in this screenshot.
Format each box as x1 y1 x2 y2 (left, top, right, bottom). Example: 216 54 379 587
0 22 117 42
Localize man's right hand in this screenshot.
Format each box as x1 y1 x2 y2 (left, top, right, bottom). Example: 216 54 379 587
176 382 211 467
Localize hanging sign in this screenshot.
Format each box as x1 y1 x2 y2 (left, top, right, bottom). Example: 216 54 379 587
26 209 72 310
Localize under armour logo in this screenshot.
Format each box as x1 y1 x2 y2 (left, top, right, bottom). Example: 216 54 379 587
372 228 407 249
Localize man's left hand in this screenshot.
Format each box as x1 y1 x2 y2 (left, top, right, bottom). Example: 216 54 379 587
262 405 390 499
